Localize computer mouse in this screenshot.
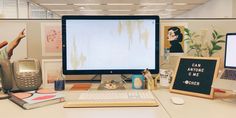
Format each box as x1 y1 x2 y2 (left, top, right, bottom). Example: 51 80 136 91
171 97 185 105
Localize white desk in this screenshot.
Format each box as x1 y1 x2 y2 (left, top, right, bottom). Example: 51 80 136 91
154 88 236 118
0 85 236 118
157 59 236 118
0 90 170 118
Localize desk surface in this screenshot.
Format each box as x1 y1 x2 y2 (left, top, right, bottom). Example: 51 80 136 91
155 88 236 118
0 90 169 118
0 85 236 118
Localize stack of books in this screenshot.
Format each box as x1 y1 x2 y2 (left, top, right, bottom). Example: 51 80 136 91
9 89 64 110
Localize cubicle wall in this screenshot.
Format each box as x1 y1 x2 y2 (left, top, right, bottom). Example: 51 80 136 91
160 19 236 70
0 18 236 80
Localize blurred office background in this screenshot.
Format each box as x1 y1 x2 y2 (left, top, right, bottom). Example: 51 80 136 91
0 0 236 19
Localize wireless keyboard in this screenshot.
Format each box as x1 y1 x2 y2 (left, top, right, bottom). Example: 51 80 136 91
64 90 159 108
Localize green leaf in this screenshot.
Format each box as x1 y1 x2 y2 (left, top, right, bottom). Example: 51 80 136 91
213 45 222 50
217 35 224 39
212 50 218 53
184 28 190 36
211 40 216 46
216 40 225 43
209 50 213 57
214 30 218 36
184 28 190 34
212 32 216 40
184 38 190 41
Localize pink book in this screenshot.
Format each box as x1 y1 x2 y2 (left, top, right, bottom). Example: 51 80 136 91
9 89 65 110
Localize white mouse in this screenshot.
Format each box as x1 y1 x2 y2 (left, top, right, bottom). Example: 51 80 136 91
171 97 185 105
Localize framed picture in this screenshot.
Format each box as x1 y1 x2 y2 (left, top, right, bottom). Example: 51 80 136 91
41 59 62 87
161 22 188 56
41 22 62 56
170 56 220 99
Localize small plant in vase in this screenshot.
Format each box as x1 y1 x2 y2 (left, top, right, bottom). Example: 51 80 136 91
184 28 225 57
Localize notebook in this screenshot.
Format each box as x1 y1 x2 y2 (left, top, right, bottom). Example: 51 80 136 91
213 33 236 91
9 89 65 110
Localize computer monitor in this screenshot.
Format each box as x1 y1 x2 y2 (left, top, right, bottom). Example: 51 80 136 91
62 15 159 76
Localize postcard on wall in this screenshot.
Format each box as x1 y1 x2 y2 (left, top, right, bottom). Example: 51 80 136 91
41 59 62 87
161 22 188 56
41 22 62 56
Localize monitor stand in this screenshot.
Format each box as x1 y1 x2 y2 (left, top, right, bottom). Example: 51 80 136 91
101 74 123 81
97 74 126 90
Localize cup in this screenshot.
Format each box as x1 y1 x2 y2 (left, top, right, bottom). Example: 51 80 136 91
54 80 65 91
160 69 172 87
131 75 145 89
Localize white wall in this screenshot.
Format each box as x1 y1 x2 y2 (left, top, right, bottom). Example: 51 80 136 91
177 0 233 18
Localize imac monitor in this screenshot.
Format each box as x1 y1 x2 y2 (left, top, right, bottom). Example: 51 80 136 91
62 16 159 75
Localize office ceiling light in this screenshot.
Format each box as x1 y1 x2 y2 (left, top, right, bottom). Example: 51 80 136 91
31 9 46 12
79 6 85 10
173 3 188 5
74 3 101 6
108 9 132 12
79 9 103 12
107 3 134 5
40 3 68 6
137 9 161 11
166 9 177 11
52 9 74 12
140 3 168 6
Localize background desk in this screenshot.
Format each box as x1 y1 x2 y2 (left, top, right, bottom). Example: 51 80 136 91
0 86 236 118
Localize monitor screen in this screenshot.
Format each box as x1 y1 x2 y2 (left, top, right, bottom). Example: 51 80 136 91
225 33 236 68
62 16 159 75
